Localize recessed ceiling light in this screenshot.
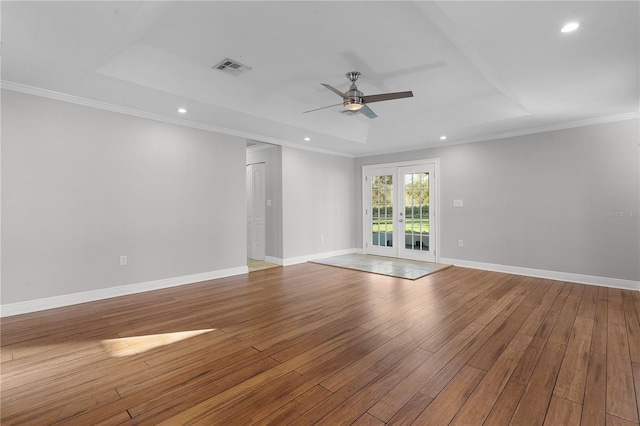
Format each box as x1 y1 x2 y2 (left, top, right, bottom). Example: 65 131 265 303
177 108 187 113
440 135 447 140
304 137 311 141
561 22 580 33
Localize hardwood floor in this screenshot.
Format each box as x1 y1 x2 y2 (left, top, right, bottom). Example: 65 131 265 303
1 264 639 425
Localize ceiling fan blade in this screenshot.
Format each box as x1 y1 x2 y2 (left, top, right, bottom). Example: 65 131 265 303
321 83 346 98
362 91 413 104
303 103 343 114
359 104 377 119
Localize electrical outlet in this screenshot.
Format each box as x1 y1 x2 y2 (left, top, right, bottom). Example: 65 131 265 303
120 255 128 266
320 234 325 242
458 240 464 247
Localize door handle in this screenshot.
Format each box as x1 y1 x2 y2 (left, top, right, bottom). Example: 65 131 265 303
399 219 404 223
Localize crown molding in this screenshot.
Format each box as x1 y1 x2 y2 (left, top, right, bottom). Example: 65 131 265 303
453 112 640 146
0 81 356 158
3 80 634 160
357 112 640 158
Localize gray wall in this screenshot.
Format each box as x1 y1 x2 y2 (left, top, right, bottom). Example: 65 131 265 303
3 88 636 307
356 119 640 281
282 146 355 259
246 144 283 259
2 90 247 304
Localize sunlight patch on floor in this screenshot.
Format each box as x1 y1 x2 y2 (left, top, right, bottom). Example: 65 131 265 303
101 329 216 357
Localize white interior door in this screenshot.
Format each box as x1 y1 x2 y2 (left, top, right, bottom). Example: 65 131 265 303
247 163 265 260
364 161 437 262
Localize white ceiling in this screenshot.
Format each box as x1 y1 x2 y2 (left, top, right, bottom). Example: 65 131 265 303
2 1 638 157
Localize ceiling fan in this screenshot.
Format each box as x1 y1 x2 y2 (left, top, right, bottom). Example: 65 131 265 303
304 71 414 119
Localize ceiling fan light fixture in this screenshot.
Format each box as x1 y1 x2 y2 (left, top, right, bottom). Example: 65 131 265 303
345 87 364 111
345 101 364 111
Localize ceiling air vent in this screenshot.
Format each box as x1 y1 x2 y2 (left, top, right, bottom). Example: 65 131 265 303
213 58 252 76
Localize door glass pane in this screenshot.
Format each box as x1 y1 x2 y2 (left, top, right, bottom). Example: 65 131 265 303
372 174 393 247
404 172 429 251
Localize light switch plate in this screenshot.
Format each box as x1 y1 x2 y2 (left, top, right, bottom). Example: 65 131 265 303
453 199 464 207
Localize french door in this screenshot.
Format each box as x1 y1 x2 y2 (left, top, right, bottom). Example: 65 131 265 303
363 161 437 262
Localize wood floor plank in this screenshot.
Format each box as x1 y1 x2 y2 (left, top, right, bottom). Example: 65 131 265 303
1 264 638 426
582 351 607 425
633 362 640 424
623 291 640 363
366 320 483 422
385 391 434 425
0 350 14 363
418 315 507 399
609 287 624 303
607 322 639 423
484 379 525 425
519 281 563 336
315 348 433 425
351 413 385 426
252 385 333 426
293 328 391 377
520 278 549 307
550 282 572 312
288 370 379 426
510 341 567 426
553 316 594 403
449 333 532 425
548 290 582 344
194 370 304 425
65 354 280 425
117 344 259 398
610 300 627 325
475 284 527 325
410 365 484 425
319 312 445 392
466 303 533 371
592 297 609 354
577 284 598 319
510 310 560 385
606 414 640 426
544 395 582 425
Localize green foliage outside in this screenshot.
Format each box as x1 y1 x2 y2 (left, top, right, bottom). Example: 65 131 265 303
371 172 430 233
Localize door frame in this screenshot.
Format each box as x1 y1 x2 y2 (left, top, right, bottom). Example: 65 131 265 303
362 158 440 263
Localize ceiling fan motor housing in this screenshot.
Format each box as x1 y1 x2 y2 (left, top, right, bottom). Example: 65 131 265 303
344 85 364 110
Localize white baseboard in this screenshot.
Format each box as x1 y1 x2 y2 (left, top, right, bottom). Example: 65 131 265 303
282 248 362 266
439 257 639 292
6 255 633 318
0 266 249 318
